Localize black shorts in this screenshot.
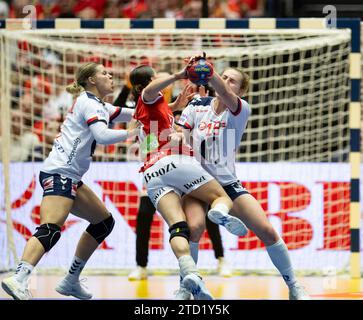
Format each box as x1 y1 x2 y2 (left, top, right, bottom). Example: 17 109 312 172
39 171 83 200
223 181 249 201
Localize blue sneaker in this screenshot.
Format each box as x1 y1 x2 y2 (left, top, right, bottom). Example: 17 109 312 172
208 208 248 236
182 274 213 300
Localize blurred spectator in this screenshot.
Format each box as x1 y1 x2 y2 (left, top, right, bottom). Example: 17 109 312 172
182 0 202 18
43 119 61 157
121 0 147 18
0 1 9 18
0 109 42 162
104 0 122 18
50 0 76 18
143 0 183 18
228 0 265 17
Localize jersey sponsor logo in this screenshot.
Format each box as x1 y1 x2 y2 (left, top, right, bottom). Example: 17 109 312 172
54 140 65 153
67 137 81 165
184 175 206 190
153 187 166 203
144 162 177 183
198 121 226 136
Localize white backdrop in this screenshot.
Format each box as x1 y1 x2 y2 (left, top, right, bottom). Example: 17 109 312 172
0 162 360 272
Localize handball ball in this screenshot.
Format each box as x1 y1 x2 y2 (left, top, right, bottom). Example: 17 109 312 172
186 59 214 86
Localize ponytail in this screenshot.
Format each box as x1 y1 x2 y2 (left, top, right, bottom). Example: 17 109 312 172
66 81 84 97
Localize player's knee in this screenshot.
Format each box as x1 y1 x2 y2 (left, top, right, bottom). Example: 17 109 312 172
86 214 115 244
259 226 280 246
33 223 61 252
169 221 190 242
188 222 205 242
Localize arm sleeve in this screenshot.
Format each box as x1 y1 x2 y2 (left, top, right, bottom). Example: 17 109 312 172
176 104 195 129
106 103 135 123
141 90 164 105
89 121 129 145
81 101 108 126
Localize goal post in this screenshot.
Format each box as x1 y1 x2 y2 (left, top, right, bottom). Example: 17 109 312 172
0 18 360 277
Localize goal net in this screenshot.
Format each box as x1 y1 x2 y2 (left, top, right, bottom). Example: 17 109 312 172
0 27 353 275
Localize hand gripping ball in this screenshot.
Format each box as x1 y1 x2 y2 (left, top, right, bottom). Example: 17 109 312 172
186 58 214 86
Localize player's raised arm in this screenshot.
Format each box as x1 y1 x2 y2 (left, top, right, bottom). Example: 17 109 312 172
208 71 240 113
141 67 187 103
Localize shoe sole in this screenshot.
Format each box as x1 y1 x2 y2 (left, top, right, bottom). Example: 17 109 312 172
2 280 21 300
208 210 248 236
182 275 213 300
55 286 92 300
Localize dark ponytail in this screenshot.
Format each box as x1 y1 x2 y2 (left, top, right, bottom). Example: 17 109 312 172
129 65 155 101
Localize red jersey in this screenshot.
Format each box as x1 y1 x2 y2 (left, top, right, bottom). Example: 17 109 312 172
134 91 192 171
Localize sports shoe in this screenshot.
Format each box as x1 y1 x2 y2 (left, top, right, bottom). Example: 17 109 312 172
207 208 248 236
289 284 311 300
217 257 232 277
128 266 148 281
182 273 214 300
55 277 92 300
174 282 193 300
1 276 32 300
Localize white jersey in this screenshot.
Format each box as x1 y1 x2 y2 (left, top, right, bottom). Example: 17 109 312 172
178 96 251 185
43 91 131 181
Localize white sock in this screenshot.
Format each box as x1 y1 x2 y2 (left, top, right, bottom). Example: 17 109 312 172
189 241 199 265
178 255 199 279
14 261 34 283
266 238 297 287
212 203 229 215
64 256 86 282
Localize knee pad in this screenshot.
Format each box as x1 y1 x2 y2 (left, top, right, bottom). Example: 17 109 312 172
86 214 115 244
33 223 61 252
169 221 190 242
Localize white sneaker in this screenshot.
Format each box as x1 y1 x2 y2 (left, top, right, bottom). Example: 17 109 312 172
217 258 232 277
289 284 311 300
207 209 248 236
174 283 193 300
128 266 148 281
1 276 32 300
55 277 92 300
182 274 214 300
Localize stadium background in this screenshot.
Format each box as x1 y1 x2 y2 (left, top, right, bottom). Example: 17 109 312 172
0 0 362 299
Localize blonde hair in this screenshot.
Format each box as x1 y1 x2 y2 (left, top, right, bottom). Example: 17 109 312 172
66 62 100 96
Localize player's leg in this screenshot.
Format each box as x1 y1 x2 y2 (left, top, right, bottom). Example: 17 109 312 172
231 193 310 299
2 172 74 300
129 191 155 281
206 218 232 277
155 191 213 300
55 183 114 299
188 179 248 237
173 195 207 300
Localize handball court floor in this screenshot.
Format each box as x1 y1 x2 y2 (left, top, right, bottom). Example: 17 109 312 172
1 273 363 300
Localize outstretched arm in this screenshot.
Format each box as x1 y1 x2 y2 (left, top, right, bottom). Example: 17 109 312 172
143 68 187 103
89 122 138 145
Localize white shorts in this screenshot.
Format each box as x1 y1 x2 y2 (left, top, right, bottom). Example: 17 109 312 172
143 154 214 208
